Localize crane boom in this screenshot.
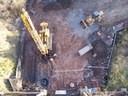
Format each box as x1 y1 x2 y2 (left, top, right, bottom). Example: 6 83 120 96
21 9 49 55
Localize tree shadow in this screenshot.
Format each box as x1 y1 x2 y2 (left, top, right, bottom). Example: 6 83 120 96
4 79 13 91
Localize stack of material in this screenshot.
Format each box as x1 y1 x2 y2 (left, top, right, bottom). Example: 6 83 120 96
55 90 66 95
113 22 125 32
78 44 93 56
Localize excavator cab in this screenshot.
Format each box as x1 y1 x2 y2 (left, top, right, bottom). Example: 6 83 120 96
92 11 104 21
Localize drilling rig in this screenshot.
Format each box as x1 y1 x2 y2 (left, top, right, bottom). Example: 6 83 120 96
21 9 53 61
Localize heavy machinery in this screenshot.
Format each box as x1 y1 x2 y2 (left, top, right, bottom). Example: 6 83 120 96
80 11 104 29
21 9 53 60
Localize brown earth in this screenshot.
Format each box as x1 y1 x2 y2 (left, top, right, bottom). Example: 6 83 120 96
22 0 128 91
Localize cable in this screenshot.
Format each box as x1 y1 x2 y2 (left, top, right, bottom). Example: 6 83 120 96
48 61 88 73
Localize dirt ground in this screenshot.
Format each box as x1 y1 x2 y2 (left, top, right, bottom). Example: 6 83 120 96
22 0 128 92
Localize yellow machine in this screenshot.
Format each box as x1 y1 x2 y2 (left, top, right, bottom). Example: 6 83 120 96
21 9 51 60
39 22 50 55
80 11 104 29
84 15 95 26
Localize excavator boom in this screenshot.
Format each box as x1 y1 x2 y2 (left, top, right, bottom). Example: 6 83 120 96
21 9 49 55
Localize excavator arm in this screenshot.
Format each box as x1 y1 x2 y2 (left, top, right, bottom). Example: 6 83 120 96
21 9 49 55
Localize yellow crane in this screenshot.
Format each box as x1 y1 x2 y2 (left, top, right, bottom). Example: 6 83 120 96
21 9 51 60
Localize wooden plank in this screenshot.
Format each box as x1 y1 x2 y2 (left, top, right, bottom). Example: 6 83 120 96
49 33 53 50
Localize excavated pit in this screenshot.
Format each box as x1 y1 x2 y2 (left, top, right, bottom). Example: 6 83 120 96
21 0 128 93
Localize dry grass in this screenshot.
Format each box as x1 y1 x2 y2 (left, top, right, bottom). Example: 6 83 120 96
0 0 26 92
108 30 128 90
0 21 20 91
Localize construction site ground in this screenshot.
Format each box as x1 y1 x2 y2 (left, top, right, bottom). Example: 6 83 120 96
22 0 128 92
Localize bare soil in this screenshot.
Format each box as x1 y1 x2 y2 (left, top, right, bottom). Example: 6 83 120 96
22 0 128 91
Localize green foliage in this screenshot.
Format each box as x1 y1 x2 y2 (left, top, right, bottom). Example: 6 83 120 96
0 0 26 92
108 30 128 90
0 21 20 91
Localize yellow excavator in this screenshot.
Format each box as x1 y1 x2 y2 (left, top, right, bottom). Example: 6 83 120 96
21 9 53 60
80 11 104 29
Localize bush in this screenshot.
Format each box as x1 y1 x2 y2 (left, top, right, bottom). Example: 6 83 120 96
108 30 128 90
0 0 26 92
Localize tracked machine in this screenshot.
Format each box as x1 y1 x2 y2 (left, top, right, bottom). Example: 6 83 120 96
80 11 104 29
21 9 54 61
